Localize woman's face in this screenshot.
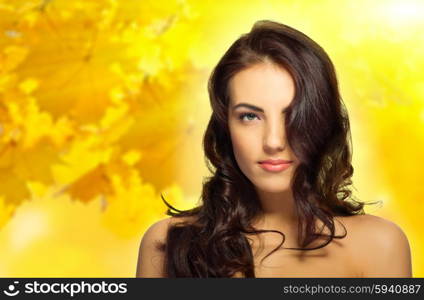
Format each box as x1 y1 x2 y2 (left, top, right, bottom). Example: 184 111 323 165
228 61 298 193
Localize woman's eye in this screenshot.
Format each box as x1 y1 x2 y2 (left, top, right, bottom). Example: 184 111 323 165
239 112 259 122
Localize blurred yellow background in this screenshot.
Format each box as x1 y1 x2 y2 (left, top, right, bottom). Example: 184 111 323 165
0 0 422 277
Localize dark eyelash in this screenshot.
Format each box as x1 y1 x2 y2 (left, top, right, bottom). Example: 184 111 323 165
238 112 259 121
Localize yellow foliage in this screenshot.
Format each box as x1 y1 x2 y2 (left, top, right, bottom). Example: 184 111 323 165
1 46 29 73
0 196 14 228
101 169 162 238
122 150 142 166
18 78 39 94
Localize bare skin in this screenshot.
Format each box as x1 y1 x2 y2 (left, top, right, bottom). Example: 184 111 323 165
136 213 412 278
236 214 413 277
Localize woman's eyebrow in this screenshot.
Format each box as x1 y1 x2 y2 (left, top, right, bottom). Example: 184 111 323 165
232 102 289 113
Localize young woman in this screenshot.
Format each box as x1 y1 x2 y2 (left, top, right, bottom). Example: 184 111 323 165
136 20 412 278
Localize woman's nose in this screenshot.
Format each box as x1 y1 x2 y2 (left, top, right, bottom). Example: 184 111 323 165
263 119 286 152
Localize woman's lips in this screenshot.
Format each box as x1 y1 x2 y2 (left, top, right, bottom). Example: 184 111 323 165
258 162 292 172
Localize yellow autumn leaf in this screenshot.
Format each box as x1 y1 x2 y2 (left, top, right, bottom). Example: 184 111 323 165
101 169 161 238
1 46 29 73
0 196 15 228
51 135 114 185
18 78 39 94
122 150 142 166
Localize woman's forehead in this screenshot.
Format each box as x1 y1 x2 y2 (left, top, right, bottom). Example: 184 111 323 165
228 62 295 110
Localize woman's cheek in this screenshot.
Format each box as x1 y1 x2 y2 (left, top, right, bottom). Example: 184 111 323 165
232 134 257 174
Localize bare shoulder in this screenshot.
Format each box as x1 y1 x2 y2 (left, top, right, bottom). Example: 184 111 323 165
146 217 173 241
135 217 172 278
135 216 196 278
140 215 196 245
338 214 409 244
336 214 412 277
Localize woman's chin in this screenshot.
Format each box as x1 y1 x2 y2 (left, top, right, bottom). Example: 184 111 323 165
254 184 291 194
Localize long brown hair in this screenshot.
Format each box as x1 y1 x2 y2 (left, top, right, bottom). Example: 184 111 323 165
158 20 376 277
